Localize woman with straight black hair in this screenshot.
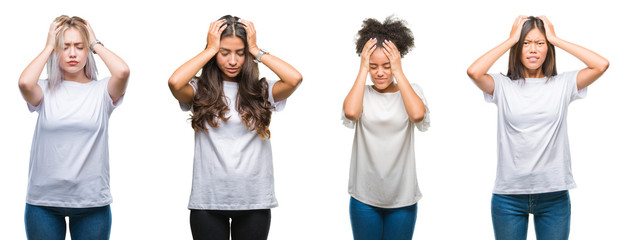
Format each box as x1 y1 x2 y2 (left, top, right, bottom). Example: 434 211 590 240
168 15 302 240
467 15 609 240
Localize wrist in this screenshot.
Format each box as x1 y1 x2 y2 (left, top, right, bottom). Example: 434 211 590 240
249 46 260 56
90 40 103 54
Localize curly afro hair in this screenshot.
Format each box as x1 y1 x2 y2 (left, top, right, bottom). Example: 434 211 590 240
355 16 415 57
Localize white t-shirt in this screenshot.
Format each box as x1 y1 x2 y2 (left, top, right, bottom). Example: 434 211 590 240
26 78 121 208
180 79 285 210
342 83 430 208
485 71 586 194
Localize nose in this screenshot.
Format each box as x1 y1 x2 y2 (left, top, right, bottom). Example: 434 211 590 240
69 46 77 58
529 43 537 53
229 53 237 66
376 67 385 77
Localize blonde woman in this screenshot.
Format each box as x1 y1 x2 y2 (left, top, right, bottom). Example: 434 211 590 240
19 15 129 240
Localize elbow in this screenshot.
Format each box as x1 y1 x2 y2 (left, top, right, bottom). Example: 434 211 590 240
343 110 361 121
409 112 425 123
466 67 479 80
112 66 131 81
18 78 34 91
168 77 178 91
286 72 303 88
600 59 610 73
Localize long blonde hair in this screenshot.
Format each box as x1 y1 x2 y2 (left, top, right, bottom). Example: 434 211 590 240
46 15 98 92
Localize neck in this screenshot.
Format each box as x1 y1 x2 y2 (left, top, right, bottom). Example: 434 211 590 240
374 82 398 93
63 70 91 83
524 68 544 78
221 73 237 82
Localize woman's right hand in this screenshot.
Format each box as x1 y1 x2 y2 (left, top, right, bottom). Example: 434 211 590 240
206 19 227 52
46 20 61 49
508 15 527 43
360 38 377 70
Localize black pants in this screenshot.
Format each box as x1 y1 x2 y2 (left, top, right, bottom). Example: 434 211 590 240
190 209 271 240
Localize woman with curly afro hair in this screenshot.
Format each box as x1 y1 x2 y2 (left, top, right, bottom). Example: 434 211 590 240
342 16 430 240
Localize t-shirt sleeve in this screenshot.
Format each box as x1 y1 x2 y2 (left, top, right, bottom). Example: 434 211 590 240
564 70 587 102
411 83 430 132
485 73 505 103
179 78 199 112
267 79 287 112
27 79 47 113
102 77 123 114
340 109 355 129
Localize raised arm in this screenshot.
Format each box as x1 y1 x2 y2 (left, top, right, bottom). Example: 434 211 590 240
538 16 609 90
239 19 302 102
86 21 130 105
467 16 527 95
382 40 425 123
18 21 60 107
168 20 227 104
343 38 377 121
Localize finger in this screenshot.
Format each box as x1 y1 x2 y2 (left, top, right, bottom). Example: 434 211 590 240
363 38 376 54
385 40 398 51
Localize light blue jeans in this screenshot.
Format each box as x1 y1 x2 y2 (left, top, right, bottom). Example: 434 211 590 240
24 203 111 240
492 190 570 240
349 197 417 240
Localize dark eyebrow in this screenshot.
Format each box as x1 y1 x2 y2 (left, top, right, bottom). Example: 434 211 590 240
219 48 246 52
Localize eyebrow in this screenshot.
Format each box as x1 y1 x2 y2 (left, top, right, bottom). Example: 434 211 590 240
219 48 246 52
369 62 391 65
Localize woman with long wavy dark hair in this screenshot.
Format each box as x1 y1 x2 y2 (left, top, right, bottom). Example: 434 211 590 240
168 15 302 240
19 15 129 240
342 16 430 240
467 16 609 240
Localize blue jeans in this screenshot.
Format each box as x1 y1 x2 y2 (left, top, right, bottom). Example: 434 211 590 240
349 197 417 240
492 190 570 240
24 203 111 240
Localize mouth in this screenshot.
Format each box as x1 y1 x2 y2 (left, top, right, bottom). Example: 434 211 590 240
527 56 540 63
68 61 79 66
226 68 239 74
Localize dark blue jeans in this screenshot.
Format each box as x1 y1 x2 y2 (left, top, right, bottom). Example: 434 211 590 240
24 203 111 240
349 197 417 240
492 190 570 240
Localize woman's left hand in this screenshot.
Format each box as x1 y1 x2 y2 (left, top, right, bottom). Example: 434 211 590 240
238 19 260 57
538 16 558 44
382 40 403 74
85 20 97 45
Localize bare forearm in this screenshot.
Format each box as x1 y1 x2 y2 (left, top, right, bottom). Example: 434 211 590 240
257 51 303 102
394 71 425 123
19 46 52 105
94 44 130 103
93 44 129 81
258 52 302 88
343 67 368 120
169 48 217 91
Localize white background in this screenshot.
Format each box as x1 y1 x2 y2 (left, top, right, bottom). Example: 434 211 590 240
1 0 626 239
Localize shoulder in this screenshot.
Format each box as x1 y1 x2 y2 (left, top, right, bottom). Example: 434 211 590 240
553 71 579 82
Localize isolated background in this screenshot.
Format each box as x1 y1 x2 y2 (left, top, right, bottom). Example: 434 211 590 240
1 0 626 239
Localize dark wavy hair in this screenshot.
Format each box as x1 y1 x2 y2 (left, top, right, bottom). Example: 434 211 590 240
191 15 273 139
507 16 557 81
355 16 414 57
